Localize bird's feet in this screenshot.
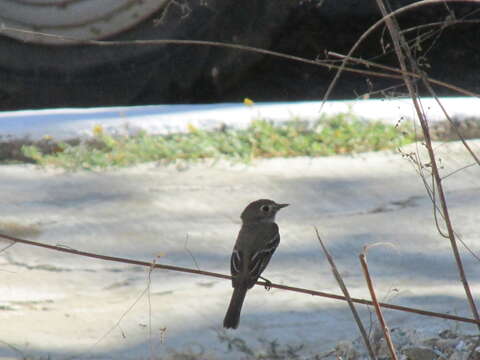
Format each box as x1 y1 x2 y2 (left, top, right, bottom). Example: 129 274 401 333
259 276 272 291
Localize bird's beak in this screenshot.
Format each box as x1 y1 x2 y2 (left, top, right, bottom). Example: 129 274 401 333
277 203 289 209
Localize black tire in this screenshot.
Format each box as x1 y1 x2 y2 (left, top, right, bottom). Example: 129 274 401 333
0 0 292 110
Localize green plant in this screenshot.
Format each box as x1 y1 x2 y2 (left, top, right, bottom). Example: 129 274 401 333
20 113 414 170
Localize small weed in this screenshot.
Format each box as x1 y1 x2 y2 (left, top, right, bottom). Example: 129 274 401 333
19 113 414 170
217 330 306 359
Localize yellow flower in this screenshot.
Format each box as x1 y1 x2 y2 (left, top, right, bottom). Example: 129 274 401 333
187 123 198 133
243 98 255 106
93 124 104 136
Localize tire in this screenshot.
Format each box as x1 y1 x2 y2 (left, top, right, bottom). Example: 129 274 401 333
0 0 292 110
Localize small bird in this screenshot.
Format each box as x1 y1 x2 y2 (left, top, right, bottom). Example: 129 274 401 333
223 199 289 329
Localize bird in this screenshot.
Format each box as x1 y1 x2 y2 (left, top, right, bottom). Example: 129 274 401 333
223 199 289 329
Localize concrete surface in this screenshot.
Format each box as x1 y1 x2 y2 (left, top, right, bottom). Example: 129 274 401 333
0 140 480 359
1 98 480 141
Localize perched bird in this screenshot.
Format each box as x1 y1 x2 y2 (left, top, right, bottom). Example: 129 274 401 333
223 199 289 329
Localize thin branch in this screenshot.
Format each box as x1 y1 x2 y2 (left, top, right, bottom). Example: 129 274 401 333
422 77 480 166
315 228 377 360
375 0 480 329
327 51 480 98
322 0 480 110
326 5 480 168
0 24 402 82
0 339 25 359
1 232 479 325
0 241 16 253
360 248 398 360
400 150 480 261
401 19 480 35
147 260 155 359
88 282 150 351
441 163 477 180
184 233 200 270
1 24 479 99
455 234 480 263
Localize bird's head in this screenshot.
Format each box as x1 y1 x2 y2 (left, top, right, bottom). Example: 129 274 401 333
240 199 289 223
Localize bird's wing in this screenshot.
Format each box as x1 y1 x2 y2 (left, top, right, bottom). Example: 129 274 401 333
230 223 280 289
246 223 280 288
231 247 242 278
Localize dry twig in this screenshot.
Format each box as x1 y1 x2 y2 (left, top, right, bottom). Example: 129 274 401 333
322 0 480 108
315 228 377 360
327 51 480 98
359 247 398 360
1 232 479 326
374 0 480 329
0 23 479 99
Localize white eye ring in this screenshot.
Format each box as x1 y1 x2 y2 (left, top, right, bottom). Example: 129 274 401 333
260 205 270 212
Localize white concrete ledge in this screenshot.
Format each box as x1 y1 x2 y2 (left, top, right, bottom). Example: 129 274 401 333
0 97 479 141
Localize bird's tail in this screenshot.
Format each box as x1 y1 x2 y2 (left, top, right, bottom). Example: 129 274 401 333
223 285 248 329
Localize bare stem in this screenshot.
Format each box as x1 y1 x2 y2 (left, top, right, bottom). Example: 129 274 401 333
327 51 480 98
316 228 377 360
0 23 479 99
322 0 480 109
1 232 479 325
375 0 480 329
360 250 398 360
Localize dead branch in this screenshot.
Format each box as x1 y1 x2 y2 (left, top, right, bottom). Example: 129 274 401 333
327 51 480 98
316 228 377 360
1 232 479 326
322 0 480 108
360 248 398 360
0 23 479 100
375 0 480 329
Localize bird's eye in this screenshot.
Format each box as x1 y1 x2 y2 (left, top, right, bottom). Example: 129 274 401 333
260 205 270 212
